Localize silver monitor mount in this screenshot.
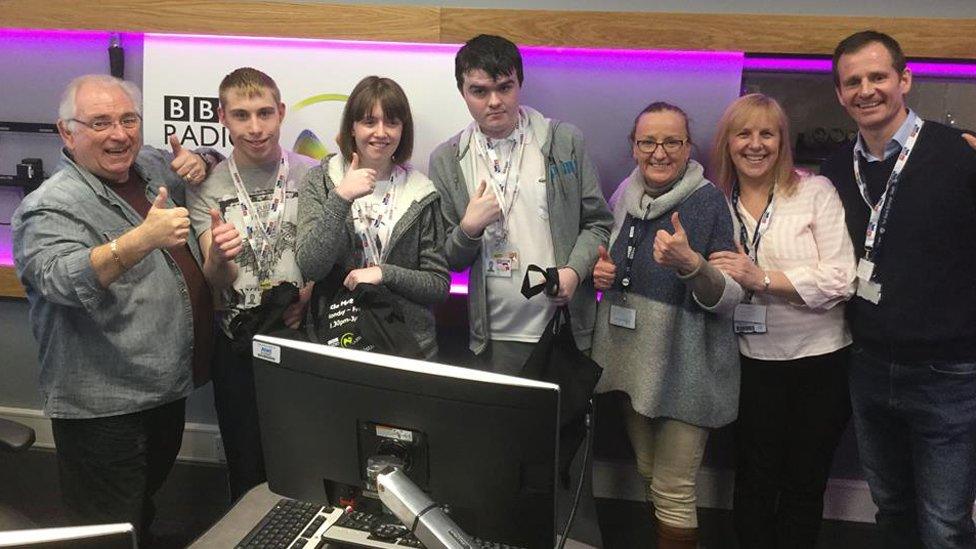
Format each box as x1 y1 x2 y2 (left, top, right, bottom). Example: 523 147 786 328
375 466 477 549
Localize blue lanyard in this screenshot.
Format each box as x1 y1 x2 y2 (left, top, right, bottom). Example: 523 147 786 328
618 204 654 293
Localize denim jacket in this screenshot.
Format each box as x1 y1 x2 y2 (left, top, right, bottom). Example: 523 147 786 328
12 147 204 418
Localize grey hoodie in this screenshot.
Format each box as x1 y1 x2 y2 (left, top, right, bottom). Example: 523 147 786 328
428 107 613 354
295 154 450 358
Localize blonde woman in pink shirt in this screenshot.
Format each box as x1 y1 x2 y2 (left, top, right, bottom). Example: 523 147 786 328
709 93 856 549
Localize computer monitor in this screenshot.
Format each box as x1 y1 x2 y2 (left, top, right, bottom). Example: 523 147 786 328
250 335 560 548
0 523 136 548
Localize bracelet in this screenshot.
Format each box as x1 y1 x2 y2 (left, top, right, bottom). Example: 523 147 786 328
676 253 704 280
200 151 219 171
110 239 129 270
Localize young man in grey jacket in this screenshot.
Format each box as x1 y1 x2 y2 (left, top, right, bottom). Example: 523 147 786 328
429 34 612 374
429 34 612 547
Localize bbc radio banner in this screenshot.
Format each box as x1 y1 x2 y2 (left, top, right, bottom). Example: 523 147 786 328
142 34 473 171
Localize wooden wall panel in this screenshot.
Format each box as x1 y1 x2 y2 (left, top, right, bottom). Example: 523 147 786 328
0 0 974 58
0 267 25 299
0 0 441 43
440 8 976 59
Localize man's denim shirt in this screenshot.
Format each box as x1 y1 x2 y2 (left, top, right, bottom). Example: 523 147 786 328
13 148 204 419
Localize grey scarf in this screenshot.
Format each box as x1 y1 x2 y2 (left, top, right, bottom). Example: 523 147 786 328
609 159 710 246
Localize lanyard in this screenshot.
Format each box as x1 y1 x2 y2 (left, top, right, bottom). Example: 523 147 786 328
352 165 404 267
474 114 527 241
852 118 923 261
731 182 775 262
618 204 654 296
228 149 289 286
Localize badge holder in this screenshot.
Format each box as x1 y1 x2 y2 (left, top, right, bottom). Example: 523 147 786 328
484 231 519 278
734 302 767 334
855 258 882 305
608 302 637 330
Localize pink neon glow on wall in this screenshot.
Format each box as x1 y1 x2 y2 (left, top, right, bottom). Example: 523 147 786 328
3 27 976 278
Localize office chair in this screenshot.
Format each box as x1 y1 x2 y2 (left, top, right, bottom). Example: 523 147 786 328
0 418 37 531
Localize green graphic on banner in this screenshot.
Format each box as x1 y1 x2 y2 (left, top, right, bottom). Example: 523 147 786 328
290 93 348 160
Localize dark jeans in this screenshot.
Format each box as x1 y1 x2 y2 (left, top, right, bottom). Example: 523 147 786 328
51 398 186 546
212 330 266 502
733 348 851 549
849 345 976 549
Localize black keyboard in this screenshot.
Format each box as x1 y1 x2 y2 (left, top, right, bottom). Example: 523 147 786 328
236 498 330 549
326 509 528 549
238 498 529 549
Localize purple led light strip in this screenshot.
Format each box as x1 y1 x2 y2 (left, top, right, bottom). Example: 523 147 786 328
743 56 976 79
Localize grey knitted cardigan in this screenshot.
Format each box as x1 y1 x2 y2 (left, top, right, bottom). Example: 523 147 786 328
295 154 450 359
592 161 742 428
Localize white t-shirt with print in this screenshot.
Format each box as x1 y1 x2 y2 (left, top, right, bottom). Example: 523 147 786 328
188 149 315 336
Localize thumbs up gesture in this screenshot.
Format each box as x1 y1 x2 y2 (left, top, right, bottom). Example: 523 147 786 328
459 180 502 238
653 212 702 274
335 152 377 201
168 135 208 185
592 244 616 291
209 209 243 264
139 186 191 249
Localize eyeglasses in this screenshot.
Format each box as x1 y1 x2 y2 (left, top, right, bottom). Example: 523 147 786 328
634 138 687 154
69 114 142 132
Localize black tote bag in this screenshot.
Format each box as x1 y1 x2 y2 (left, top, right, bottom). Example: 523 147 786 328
307 266 424 359
519 265 603 481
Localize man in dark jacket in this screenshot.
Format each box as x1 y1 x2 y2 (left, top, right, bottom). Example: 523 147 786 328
821 31 976 549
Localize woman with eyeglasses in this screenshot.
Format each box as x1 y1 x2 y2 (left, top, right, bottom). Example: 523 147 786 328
591 101 743 548
708 94 855 549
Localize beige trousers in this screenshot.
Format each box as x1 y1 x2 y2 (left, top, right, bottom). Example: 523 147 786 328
622 402 710 529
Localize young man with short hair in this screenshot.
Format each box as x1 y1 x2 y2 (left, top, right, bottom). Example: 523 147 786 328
428 34 612 547
188 67 316 501
821 31 976 549
429 34 612 374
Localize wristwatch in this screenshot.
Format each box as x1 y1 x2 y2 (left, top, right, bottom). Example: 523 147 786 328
761 272 771 292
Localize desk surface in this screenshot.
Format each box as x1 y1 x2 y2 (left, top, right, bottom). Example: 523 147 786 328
0 267 25 299
188 483 281 549
189 483 597 549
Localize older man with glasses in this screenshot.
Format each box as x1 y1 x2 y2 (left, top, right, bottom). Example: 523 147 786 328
12 73 218 545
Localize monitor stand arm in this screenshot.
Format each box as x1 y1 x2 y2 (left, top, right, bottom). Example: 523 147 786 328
376 466 476 549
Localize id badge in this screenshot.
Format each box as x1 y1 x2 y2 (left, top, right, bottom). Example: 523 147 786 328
485 256 513 278
856 258 875 282
505 249 520 272
856 278 882 304
609 304 637 329
733 303 767 334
